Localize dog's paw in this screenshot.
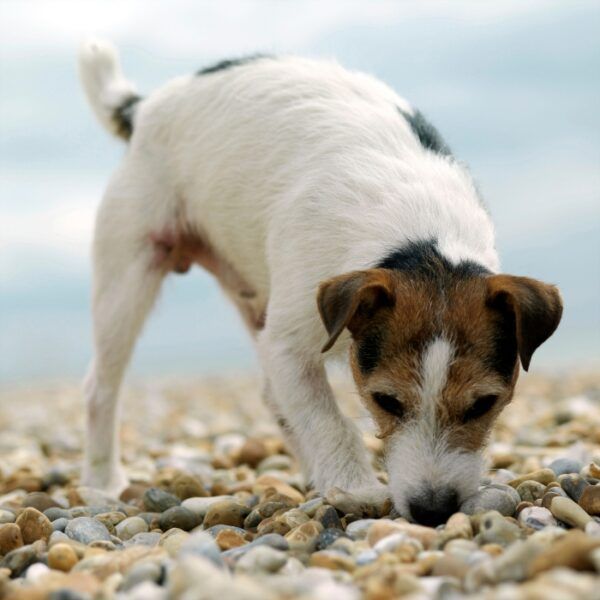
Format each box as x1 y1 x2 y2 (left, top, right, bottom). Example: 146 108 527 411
325 484 392 518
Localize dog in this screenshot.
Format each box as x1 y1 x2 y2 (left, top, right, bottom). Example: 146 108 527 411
79 39 562 526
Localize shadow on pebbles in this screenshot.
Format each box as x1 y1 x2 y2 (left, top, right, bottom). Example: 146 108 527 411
0 373 599 599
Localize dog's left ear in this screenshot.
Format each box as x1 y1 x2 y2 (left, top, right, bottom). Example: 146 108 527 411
487 275 563 371
317 269 395 353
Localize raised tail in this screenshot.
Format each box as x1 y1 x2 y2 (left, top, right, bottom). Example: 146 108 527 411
78 38 141 141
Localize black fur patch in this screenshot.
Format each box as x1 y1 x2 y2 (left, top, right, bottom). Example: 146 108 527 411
357 329 383 374
398 107 451 156
197 54 272 76
113 94 141 140
377 239 489 280
487 296 519 381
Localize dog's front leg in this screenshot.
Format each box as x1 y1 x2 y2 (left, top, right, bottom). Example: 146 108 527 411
258 335 387 505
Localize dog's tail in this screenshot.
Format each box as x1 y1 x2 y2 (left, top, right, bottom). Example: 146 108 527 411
79 38 141 141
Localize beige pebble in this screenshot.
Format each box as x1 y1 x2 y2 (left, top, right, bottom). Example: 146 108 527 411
528 530 600 576
578 485 600 516
0 523 24 554
215 528 248 550
508 469 556 488
252 475 304 504
236 438 268 467
170 474 207 500
285 520 323 552
549 496 593 529
309 550 355 572
367 520 437 549
15 507 53 543
48 542 79 572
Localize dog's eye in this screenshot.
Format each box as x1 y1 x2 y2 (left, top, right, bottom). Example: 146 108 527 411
372 392 405 418
463 394 498 423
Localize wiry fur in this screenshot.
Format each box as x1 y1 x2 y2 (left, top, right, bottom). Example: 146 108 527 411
78 40 560 519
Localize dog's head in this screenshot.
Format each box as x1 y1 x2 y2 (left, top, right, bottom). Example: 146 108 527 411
317 265 562 525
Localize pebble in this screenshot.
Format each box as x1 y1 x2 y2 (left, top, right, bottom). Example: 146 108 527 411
47 542 79 571
44 507 71 521
222 533 289 560
345 519 378 540
309 549 356 572
578 485 600 515
285 520 323 552
181 495 234 520
315 504 343 529
549 457 583 477
0 540 44 576
461 484 519 517
549 496 593 529
518 506 557 530
215 528 247 550
123 532 162 548
52 517 69 532
115 516 149 540
528 530 600 575
508 469 556 488
0 523 24 554
120 561 163 591
236 438 268 467
203 500 250 528
316 528 348 550
325 487 389 518
143 488 181 513
253 475 304 505
170 473 207 500
516 480 546 502
298 497 325 517
559 474 590 502
15 507 53 543
178 531 224 567
0 509 15 524
235 545 287 573
65 517 111 544
158 506 198 531
476 511 523 546
22 492 61 512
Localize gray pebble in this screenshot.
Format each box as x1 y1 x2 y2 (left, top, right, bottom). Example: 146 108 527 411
205 524 248 538
518 506 557 530
0 542 42 576
316 528 348 550
136 512 161 526
123 532 162 548
143 488 181 513
159 506 198 531
222 533 289 559
179 530 224 567
120 561 163 591
256 454 293 473
116 516 148 540
356 549 378 566
44 507 71 521
0 509 16 524
52 517 69 532
49 531 70 545
549 458 583 477
235 545 287 574
461 485 519 516
65 517 111 544
315 505 342 530
558 474 589 502
298 497 325 517
345 519 378 540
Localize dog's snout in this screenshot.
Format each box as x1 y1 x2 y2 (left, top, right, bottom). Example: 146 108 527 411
408 487 459 527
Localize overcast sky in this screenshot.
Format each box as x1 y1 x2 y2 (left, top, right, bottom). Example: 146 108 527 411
1 0 599 382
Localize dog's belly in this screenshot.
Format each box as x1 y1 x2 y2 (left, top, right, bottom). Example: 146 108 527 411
150 228 266 331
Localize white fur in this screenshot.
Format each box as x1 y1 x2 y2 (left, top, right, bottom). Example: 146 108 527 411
79 40 499 500
386 338 483 517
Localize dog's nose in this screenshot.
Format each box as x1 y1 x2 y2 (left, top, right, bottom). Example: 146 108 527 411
408 487 459 526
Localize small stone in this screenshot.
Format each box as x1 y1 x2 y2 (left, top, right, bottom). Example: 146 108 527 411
0 510 15 524
95 511 127 533
120 561 162 591
120 483 151 503
315 505 342 529
518 507 557 530
549 458 583 477
516 480 546 503
15 507 53 543
316 528 348 550
235 545 287 574
236 438 268 467
22 492 61 512
431 554 470 578
549 496 593 529
587 462 600 479
143 488 181 513
461 484 519 516
159 506 198 531
221 533 289 560
159 528 190 557
257 454 293 474
180 495 234 520
298 497 324 517
285 520 323 552
277 508 310 530
508 469 556 488
559 474 590 502
436 512 472 547
123 532 161 548
65 517 111 544
578 485 600 515
528 530 600 575
203 500 250 529
115 516 148 540
48 542 79 572
475 511 523 546
215 528 247 550
0 540 44 576
52 517 69 532
170 473 207 500
253 475 304 504
0 523 24 554
44 507 71 521
179 531 224 567
309 550 356 572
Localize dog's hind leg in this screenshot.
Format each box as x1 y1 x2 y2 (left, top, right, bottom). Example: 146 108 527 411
82 167 168 495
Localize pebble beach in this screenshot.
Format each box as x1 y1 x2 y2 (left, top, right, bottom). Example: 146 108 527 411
1 372 599 599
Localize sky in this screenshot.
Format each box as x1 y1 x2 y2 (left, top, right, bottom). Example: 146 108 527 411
1 0 599 382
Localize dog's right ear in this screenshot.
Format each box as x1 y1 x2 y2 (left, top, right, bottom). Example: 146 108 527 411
317 269 395 353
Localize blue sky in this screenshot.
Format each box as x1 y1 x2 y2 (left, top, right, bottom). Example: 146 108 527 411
1 0 599 382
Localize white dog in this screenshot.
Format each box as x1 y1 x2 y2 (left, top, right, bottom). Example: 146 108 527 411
79 40 562 525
